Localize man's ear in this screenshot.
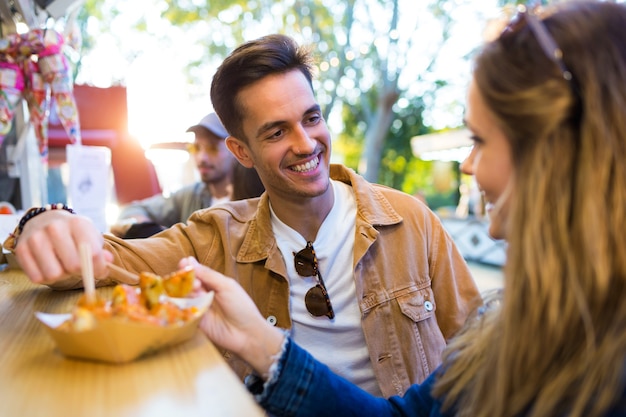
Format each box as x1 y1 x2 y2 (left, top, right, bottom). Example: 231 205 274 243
225 137 255 168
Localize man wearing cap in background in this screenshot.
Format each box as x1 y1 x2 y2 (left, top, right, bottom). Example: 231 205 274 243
110 112 238 238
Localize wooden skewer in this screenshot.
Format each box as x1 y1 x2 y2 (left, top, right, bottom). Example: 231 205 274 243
106 262 140 285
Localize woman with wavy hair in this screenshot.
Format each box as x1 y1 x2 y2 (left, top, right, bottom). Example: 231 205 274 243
191 1 626 416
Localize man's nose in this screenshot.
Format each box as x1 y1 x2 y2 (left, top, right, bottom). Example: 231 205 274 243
292 125 316 155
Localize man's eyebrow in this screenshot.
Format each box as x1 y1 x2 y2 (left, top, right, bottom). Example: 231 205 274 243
255 120 285 138
254 104 322 138
306 104 321 115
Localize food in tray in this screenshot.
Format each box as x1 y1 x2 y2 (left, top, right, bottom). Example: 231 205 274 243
36 264 212 363
139 265 195 305
59 266 199 331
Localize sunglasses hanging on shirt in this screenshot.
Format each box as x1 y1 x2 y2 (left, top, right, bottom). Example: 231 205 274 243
293 241 335 319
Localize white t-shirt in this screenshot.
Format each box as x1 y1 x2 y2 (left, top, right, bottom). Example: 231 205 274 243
210 195 231 206
270 180 383 396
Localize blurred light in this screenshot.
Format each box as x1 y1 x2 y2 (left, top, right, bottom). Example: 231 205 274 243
144 149 189 165
411 129 473 163
419 146 472 162
15 22 29 34
106 203 120 227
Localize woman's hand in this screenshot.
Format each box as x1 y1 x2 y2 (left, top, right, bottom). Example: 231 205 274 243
180 257 285 376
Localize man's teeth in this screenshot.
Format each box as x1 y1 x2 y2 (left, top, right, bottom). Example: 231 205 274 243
292 157 319 172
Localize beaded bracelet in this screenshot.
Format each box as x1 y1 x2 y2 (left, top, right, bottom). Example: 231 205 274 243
17 204 76 235
3 204 76 252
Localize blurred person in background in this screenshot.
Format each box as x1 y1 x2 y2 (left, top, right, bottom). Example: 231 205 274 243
110 112 263 238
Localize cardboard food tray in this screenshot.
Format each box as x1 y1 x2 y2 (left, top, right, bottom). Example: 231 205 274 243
36 292 213 364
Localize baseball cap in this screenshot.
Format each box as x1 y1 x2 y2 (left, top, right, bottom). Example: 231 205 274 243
186 112 229 139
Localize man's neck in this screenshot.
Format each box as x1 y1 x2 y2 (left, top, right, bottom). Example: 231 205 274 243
268 183 334 242
206 180 232 200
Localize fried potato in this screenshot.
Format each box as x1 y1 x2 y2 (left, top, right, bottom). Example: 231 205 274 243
162 266 194 298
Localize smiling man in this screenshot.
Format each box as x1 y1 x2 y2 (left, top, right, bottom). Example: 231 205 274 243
8 34 481 398
213 34 481 396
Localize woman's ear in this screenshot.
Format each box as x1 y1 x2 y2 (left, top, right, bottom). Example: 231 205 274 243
225 137 254 168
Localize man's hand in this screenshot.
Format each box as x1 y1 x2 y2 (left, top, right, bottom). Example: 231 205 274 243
14 209 112 285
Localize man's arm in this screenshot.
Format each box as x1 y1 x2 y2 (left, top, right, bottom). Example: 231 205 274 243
110 194 179 237
429 217 483 340
111 183 202 237
117 194 169 224
4 207 112 288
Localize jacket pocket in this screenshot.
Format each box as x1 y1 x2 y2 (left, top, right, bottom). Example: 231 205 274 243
396 287 436 322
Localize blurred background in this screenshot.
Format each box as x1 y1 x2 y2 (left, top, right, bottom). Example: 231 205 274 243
5 0 584 283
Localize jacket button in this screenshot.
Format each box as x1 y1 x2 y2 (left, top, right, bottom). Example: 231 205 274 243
424 301 434 311
266 315 277 326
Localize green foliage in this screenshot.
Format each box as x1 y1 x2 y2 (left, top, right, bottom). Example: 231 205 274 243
73 0 483 207
334 103 364 169
380 96 430 191
72 0 101 81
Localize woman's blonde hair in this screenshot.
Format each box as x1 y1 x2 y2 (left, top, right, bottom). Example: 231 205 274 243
434 2 626 416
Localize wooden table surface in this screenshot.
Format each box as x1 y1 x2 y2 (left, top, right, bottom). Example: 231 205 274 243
0 267 265 417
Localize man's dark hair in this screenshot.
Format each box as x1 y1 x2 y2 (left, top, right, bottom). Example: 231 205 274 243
210 34 315 142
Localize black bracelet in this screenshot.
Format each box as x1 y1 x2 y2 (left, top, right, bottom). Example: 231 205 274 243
17 204 76 235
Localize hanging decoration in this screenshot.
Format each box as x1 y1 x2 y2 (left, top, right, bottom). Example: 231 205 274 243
0 27 80 157
0 61 25 141
38 29 80 146
23 60 51 159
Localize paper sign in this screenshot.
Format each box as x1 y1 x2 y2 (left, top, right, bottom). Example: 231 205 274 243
66 144 111 232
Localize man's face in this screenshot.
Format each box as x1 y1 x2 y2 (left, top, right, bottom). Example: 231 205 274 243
190 132 235 184
232 70 333 203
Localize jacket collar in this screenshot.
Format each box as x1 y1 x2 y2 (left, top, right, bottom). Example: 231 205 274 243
236 164 403 263
330 164 403 227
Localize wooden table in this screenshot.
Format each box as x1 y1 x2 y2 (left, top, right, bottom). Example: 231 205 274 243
0 267 265 417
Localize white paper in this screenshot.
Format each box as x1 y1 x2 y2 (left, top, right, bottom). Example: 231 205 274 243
66 144 111 233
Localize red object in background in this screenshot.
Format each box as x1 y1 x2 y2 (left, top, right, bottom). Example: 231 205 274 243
47 85 162 205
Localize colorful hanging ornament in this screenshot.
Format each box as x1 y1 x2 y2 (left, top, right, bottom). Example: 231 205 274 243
0 33 22 58
23 59 51 159
0 29 45 59
38 29 80 144
0 61 25 146
18 28 46 58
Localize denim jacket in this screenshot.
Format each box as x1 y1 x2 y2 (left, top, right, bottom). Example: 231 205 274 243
81 164 481 397
260 338 626 417
260 338 445 417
